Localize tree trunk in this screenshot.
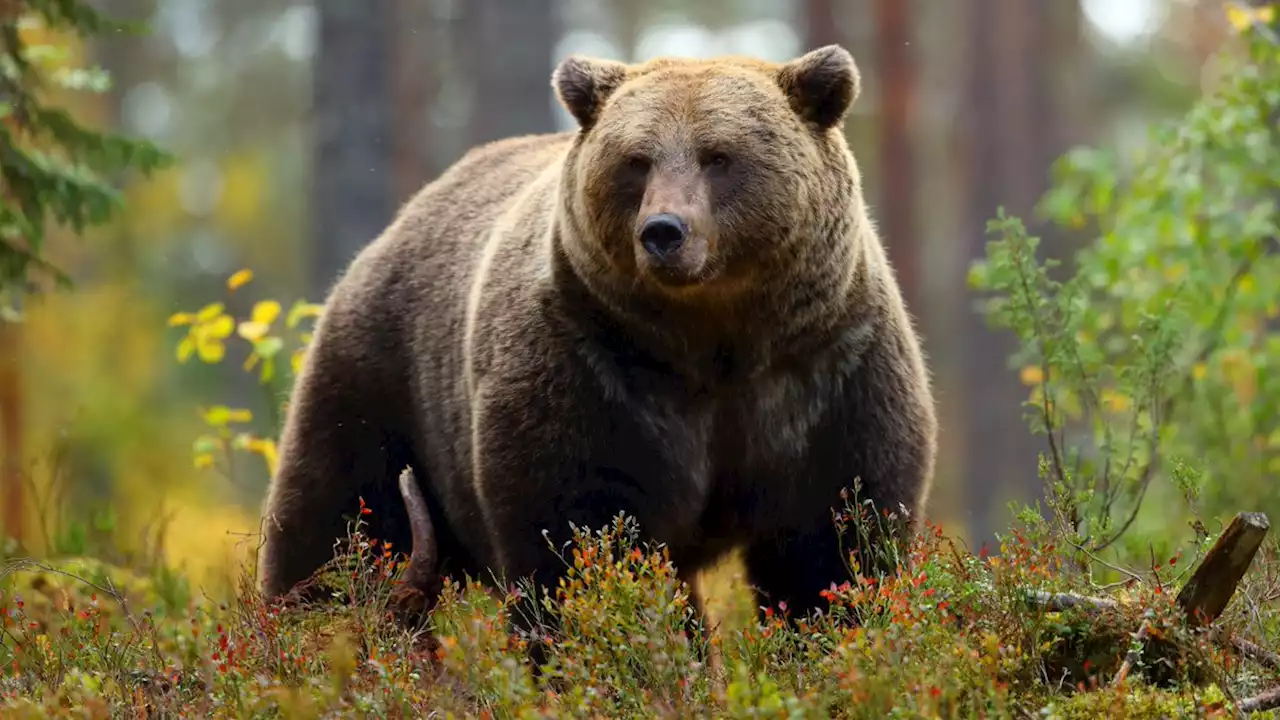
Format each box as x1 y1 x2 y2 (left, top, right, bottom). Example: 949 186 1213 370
462 0 561 147
309 0 395 299
803 0 840 48
0 320 21 547
959 0 1079 551
388 0 439 203
872 0 920 317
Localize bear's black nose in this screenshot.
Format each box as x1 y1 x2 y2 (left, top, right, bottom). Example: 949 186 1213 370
639 213 688 259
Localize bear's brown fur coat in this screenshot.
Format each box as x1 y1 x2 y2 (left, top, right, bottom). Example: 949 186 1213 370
257 45 937 633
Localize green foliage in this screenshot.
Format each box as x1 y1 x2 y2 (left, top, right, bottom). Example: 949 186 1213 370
0 0 171 316
968 8 1280 557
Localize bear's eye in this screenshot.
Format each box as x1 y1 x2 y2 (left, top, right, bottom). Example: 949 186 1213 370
624 155 650 173
704 151 732 170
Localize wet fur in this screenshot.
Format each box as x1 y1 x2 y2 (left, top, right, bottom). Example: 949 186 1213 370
257 46 937 638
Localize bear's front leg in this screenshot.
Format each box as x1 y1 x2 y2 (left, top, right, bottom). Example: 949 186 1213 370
743 329 936 623
466 354 713 663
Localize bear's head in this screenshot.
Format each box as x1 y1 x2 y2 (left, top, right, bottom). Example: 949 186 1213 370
552 45 863 299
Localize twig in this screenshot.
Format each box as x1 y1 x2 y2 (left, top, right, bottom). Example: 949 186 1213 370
1111 618 1152 687
1027 590 1118 612
1027 591 1276 679
1239 684 1280 714
1089 418 1160 554
1011 252 1070 499
1068 540 1144 586
1229 635 1280 675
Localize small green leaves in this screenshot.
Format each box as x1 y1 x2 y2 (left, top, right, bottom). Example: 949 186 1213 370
969 18 1280 545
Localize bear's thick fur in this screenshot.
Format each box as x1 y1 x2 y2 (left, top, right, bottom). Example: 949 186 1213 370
257 45 937 631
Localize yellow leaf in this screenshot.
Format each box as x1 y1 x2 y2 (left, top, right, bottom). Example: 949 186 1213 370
194 453 215 470
204 315 234 339
291 348 305 376
247 438 279 476
1239 273 1256 295
196 302 225 323
251 300 282 326
1100 388 1131 413
227 269 254 291
1192 362 1208 380
204 406 252 427
261 443 278 477
196 339 225 363
176 337 195 363
168 312 195 327
1225 2 1275 31
286 301 324 329
1163 262 1188 283
243 351 260 372
1019 366 1045 386
237 320 269 342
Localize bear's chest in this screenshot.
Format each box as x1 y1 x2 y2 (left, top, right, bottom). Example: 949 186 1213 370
604 358 842 535
719 371 837 465
577 316 877 541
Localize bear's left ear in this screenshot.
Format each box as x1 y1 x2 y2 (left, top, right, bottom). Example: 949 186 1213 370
776 45 860 130
552 55 630 130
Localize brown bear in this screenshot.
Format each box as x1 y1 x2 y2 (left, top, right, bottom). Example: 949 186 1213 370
256 44 937 640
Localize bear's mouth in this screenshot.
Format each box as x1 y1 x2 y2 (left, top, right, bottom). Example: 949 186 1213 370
634 236 711 289
645 262 705 288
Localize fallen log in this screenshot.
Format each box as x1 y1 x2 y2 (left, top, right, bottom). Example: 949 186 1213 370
1239 685 1280 714
1024 511 1273 692
1228 635 1280 675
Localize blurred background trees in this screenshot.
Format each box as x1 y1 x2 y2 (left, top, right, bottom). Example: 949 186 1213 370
0 0 1254 590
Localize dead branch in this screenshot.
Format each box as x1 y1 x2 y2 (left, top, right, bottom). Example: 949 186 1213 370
1239 684 1280 714
1026 511 1275 686
1176 512 1271 627
1111 618 1152 687
1229 635 1280 675
1027 590 1118 612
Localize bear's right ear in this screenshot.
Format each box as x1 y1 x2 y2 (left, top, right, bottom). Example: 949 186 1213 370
552 55 630 130
776 45 860 131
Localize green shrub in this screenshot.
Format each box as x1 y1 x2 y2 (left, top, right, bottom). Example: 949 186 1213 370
968 4 1280 564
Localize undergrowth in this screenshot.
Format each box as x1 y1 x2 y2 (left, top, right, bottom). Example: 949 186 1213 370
1 491 1277 718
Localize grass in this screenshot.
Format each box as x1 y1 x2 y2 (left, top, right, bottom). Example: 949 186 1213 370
1 496 1277 719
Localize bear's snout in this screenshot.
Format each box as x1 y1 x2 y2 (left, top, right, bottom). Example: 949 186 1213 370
638 213 688 261
632 172 713 287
